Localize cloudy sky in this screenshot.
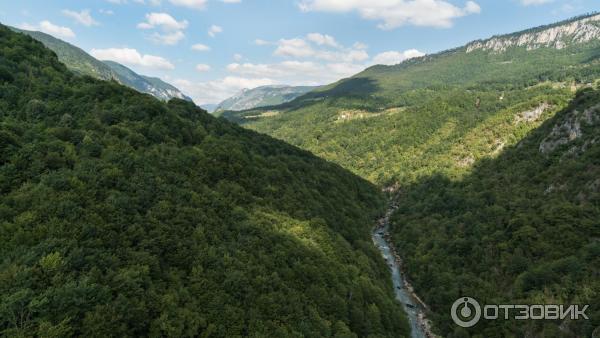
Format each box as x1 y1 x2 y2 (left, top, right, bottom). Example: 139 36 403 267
1 0 597 104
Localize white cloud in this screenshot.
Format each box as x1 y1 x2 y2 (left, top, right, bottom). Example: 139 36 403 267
100 9 114 15
90 48 175 70
62 9 99 26
169 0 207 9
233 53 243 61
306 33 339 47
274 35 369 62
520 0 553 5
20 21 76 39
372 49 425 65
138 13 187 45
196 64 211 72
138 12 188 30
208 24 223 37
221 0 241 3
191 43 211 51
274 38 315 58
299 0 481 29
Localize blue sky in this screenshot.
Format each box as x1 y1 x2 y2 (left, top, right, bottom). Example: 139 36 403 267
1 0 598 104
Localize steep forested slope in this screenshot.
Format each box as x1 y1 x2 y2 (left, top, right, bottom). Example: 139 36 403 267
8 27 117 81
0 26 409 337
392 88 600 337
9 26 192 103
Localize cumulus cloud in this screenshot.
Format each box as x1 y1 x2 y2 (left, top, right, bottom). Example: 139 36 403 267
208 25 223 37
306 33 339 47
62 9 99 26
90 47 175 70
274 34 369 63
298 0 481 29
372 49 425 65
138 12 188 30
138 12 187 45
20 21 76 39
274 38 315 58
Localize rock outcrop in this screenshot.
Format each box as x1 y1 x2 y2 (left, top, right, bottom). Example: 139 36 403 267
467 14 600 53
539 103 600 154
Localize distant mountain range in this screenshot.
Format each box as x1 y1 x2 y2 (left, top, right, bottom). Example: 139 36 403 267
214 85 317 113
10 27 192 103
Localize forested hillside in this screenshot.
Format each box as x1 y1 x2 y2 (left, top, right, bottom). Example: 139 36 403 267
220 13 600 337
0 25 410 337
9 27 192 103
392 88 600 337
223 13 600 186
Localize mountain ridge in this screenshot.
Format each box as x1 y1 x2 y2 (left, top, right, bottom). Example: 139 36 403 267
9 26 192 103
215 84 317 112
466 12 600 53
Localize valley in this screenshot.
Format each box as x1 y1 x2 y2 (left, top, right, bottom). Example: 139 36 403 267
1 3 599 338
221 13 600 338
372 195 433 338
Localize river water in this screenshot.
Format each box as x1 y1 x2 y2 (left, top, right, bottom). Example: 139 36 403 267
372 203 432 338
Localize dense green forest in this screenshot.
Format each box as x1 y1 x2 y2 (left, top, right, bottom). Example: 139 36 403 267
224 14 600 186
0 25 410 337
220 14 600 337
391 88 600 337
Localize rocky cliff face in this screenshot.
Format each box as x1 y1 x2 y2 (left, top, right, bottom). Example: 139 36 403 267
467 14 600 53
539 102 599 154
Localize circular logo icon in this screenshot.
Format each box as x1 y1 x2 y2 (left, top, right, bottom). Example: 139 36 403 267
451 297 481 328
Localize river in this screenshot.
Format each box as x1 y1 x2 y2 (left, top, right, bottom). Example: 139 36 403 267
371 199 435 338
